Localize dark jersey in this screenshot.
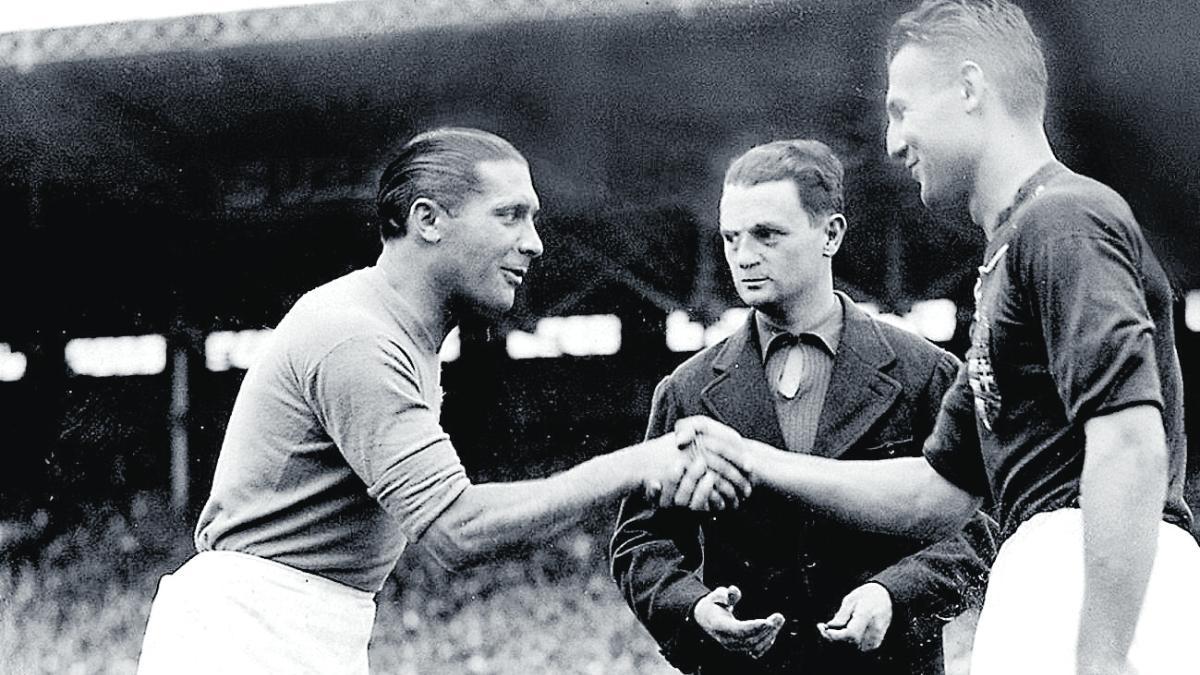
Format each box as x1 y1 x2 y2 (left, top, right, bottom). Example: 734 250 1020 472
924 162 1191 540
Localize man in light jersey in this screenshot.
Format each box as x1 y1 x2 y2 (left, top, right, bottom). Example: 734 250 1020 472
136 127 749 674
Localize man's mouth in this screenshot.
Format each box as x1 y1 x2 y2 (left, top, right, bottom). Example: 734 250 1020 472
501 267 526 285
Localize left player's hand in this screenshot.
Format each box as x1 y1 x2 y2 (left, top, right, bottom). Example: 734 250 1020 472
674 415 762 488
817 582 893 652
654 420 752 511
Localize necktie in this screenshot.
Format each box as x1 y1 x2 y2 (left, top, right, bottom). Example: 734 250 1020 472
776 337 804 399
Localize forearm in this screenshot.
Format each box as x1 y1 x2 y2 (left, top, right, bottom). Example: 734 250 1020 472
422 445 644 570
749 445 979 539
1078 405 1168 669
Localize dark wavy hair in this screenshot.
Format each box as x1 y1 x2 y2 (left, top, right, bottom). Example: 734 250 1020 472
724 139 844 222
376 127 526 240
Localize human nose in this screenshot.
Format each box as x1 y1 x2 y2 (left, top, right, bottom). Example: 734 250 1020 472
885 119 906 162
730 238 759 268
518 219 543 259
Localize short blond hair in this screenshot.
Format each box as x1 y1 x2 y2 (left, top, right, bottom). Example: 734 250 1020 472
888 0 1048 119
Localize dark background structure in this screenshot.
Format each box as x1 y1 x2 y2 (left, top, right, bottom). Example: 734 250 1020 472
0 0 1197 529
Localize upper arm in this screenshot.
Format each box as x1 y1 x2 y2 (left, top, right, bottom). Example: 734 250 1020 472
1019 207 1163 423
1083 404 1167 470
308 335 469 542
910 456 983 536
922 364 989 500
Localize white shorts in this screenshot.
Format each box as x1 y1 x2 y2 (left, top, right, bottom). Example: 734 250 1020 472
970 509 1200 674
136 550 377 675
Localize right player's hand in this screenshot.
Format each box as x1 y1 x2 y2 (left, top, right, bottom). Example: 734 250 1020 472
674 415 761 486
641 426 751 512
693 585 785 660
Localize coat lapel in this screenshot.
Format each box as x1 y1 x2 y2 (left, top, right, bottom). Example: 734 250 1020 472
811 294 902 458
699 315 788 450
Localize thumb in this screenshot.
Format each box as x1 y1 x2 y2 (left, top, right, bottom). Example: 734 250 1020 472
825 596 855 630
674 417 697 442
724 585 742 610
644 479 662 502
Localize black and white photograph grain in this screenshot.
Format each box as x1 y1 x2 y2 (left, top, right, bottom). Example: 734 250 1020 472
2 1 1198 673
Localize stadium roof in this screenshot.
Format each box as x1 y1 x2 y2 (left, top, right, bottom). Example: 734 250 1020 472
1 0 1197 343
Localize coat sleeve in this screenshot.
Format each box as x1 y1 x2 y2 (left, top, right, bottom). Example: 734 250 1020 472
609 376 715 673
867 351 998 626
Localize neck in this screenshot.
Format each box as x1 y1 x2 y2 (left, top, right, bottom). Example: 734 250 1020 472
764 277 837 333
967 118 1057 239
376 241 457 343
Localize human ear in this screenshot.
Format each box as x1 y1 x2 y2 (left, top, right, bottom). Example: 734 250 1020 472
409 198 443 243
822 213 847 257
960 60 984 114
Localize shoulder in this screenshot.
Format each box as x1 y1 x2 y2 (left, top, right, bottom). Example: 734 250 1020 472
280 272 415 365
879 318 957 372
845 298 956 367
842 306 960 401
1016 170 1139 246
658 339 728 392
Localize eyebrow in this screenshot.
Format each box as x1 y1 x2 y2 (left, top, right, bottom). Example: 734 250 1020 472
721 222 783 235
496 201 541 219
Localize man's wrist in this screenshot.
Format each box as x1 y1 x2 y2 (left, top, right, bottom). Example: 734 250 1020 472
615 441 656 496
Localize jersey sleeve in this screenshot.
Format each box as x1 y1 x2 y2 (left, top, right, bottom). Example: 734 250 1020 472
922 363 989 497
307 334 469 542
1018 207 1163 422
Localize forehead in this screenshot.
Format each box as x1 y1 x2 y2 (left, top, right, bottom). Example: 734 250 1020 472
886 44 947 101
470 159 539 207
719 180 808 228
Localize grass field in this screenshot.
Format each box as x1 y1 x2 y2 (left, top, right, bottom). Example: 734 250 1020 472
1 492 973 674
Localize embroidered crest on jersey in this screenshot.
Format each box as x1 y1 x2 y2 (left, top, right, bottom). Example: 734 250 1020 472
967 245 1008 431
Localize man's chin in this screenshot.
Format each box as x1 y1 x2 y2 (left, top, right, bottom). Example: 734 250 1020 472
476 299 515 320
452 294 515 323
488 290 521 316
921 187 972 219
736 288 773 307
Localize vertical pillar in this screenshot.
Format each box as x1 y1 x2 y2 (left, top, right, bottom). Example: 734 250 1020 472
169 344 190 512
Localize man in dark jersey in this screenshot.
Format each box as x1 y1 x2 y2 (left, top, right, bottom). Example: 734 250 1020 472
677 2 1198 674
135 128 748 674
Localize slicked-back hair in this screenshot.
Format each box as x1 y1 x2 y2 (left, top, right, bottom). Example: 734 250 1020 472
376 127 526 240
724 139 845 222
887 0 1048 119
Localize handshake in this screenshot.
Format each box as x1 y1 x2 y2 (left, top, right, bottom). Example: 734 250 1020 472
639 415 759 512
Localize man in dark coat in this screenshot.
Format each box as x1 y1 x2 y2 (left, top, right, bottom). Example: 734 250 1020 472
610 139 996 674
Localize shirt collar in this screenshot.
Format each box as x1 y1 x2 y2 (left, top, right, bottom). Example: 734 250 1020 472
362 265 443 355
994 161 1066 231
755 294 844 362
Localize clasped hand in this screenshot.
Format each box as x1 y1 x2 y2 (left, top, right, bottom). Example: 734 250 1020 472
642 417 756 511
